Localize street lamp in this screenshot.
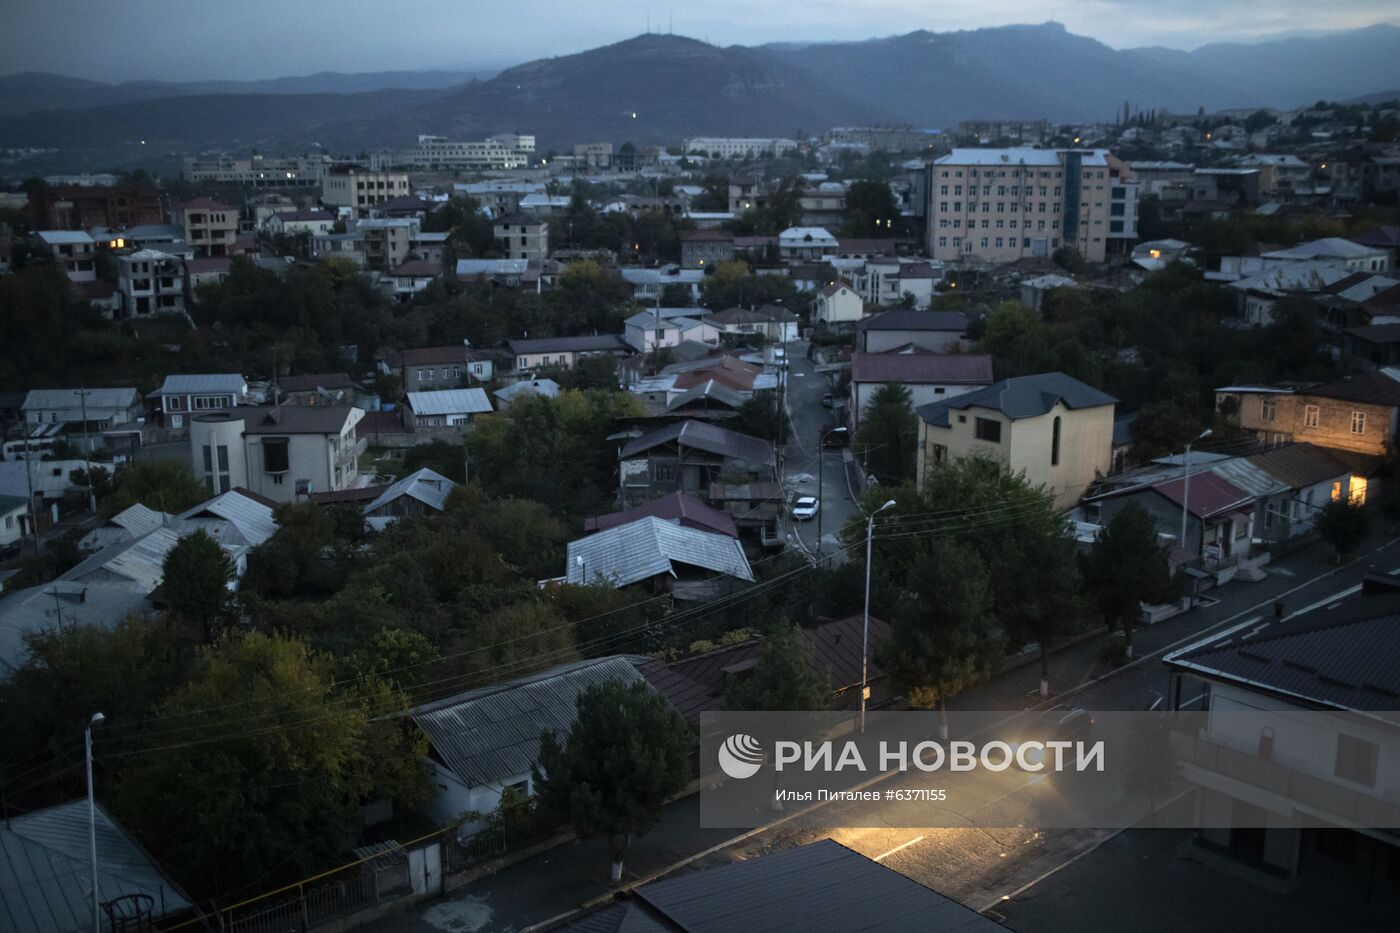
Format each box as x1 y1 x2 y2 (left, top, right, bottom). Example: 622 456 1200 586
1179 428 1213 559
86 711 105 933
861 499 896 733
817 426 848 552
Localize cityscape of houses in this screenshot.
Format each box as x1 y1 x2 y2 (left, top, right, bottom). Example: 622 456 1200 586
2 12 1400 933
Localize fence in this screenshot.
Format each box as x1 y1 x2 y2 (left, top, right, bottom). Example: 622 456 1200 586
157 810 563 933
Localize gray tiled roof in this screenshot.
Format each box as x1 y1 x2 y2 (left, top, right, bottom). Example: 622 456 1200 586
0 800 192 933
857 308 970 332
917 373 1116 426
410 656 649 788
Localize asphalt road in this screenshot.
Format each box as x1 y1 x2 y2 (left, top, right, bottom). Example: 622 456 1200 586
779 341 861 559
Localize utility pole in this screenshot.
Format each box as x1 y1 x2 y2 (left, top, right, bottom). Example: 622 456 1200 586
86 712 106 933
76 388 96 513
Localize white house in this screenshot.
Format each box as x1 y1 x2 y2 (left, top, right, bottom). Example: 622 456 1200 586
188 405 365 502
403 388 493 427
849 352 994 431
813 281 864 327
151 374 248 430
35 230 96 282
266 209 335 237
619 266 704 303
778 227 839 260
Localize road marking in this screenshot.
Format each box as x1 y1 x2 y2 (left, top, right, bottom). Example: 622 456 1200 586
873 835 925 862
1288 583 1361 618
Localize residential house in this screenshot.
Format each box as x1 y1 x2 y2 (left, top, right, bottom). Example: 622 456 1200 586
708 481 786 535
362 468 456 531
455 258 534 288
619 266 704 303
1216 373 1400 461
410 230 451 266
1130 239 1194 271
679 230 735 269
798 184 848 228
380 345 495 391
1236 154 1313 198
618 420 775 507
34 230 96 282
150 374 248 431
623 311 721 353
0 495 27 548
1162 583 1400 923
849 352 994 432
1019 273 1079 313
916 372 1117 509
275 372 359 407
1245 443 1356 538
353 218 418 271
403 388 493 427
560 840 1003 933
409 655 659 822
0 800 194 932
1089 471 1256 568
178 197 238 257
320 165 411 218
1327 153 1400 203
116 249 186 318
493 212 549 264
565 516 754 599
493 378 560 409
778 227 839 260
266 209 335 237
813 281 864 328
583 491 738 539
1261 238 1391 274
704 305 800 344
383 259 440 301
509 335 631 373
855 257 937 309
188 406 365 502
858 308 971 353
20 387 144 455
1228 261 1358 326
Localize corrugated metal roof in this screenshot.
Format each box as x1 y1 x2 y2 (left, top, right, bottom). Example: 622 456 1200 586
566 517 754 588
110 504 168 538
363 468 455 515
665 380 748 412
98 527 183 591
1246 444 1351 491
0 800 192 933
406 388 492 417
0 581 149 673
22 388 140 415
411 656 648 788
1151 472 1253 520
618 420 773 465
151 374 247 396
179 490 278 547
1206 459 1290 500
493 379 561 404
851 351 993 385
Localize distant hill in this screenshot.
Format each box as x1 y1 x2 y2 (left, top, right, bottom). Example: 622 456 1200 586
2 23 1399 165
0 69 493 117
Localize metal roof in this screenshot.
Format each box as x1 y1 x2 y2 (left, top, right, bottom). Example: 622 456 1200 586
917 372 1116 426
665 380 748 412
566 517 754 588
95 527 184 591
619 420 773 465
179 490 278 547
851 351 993 386
1150 472 1253 520
1245 443 1351 490
406 388 492 417
151 373 247 396
857 308 970 332
22 388 140 415
565 839 1003 932
109 504 168 538
0 800 192 933
493 379 560 404
411 656 649 788
1166 591 1400 711
363 468 456 515
584 492 738 538
1206 459 1290 500
36 230 94 245
456 259 528 276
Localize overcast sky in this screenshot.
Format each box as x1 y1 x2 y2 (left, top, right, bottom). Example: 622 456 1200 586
5 0 1395 82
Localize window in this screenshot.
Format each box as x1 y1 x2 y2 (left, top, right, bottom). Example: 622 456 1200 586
1303 405 1320 428
271 474 284 486
167 397 183 411
654 463 676 482
974 418 1002 443
1261 398 1276 422
1051 416 1061 466
1351 411 1366 434
1334 734 1378 786
263 438 290 474
932 444 948 465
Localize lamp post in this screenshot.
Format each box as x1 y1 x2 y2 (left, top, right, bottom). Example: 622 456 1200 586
86 711 105 933
1179 428 1213 560
861 499 897 733
817 426 847 555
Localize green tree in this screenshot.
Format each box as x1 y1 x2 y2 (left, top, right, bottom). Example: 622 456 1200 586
402 438 468 483
114 632 427 900
855 383 918 483
99 460 207 520
659 282 693 307
725 622 830 711
1316 498 1370 562
877 542 1000 737
161 529 234 643
734 391 783 444
1079 504 1177 658
534 679 693 881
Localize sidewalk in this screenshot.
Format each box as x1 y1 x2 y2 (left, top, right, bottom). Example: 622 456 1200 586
362 529 1399 933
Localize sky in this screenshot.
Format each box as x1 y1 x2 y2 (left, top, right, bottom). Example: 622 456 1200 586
4 0 1396 83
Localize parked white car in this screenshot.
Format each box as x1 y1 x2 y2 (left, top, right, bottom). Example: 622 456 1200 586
791 496 819 521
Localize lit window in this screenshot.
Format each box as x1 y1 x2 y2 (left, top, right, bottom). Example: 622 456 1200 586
1303 405 1320 428
1350 411 1366 434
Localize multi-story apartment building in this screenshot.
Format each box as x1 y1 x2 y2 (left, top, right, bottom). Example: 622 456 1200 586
320 165 411 218
352 218 418 271
825 126 942 153
181 153 332 188
493 213 548 264
684 138 797 159
34 230 96 282
398 134 535 171
178 197 238 258
28 183 164 230
117 249 186 318
1327 153 1400 204
1236 154 1313 199
573 143 613 168
927 149 1127 264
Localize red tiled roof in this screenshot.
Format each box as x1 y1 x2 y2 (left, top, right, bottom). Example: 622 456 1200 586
1151 472 1253 520
850 351 993 385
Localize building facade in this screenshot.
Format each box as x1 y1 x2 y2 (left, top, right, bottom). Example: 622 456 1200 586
320 166 411 217
398 134 535 171
117 249 186 318
493 213 549 264
181 153 331 188
178 198 238 258
190 406 365 502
